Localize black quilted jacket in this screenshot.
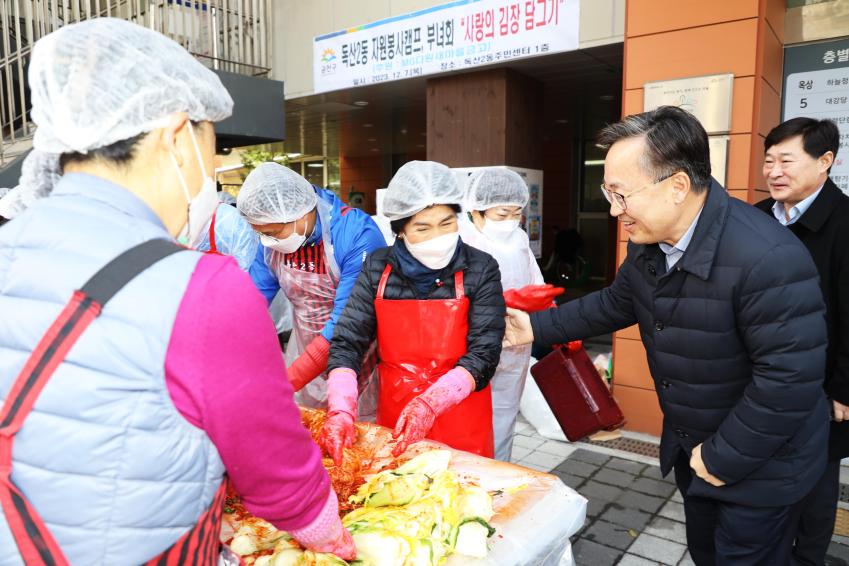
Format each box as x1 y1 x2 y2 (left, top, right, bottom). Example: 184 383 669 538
328 241 506 391
757 178 849 460
531 180 829 507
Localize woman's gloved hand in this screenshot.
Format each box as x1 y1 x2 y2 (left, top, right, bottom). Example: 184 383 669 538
392 367 475 456
287 335 331 391
289 490 357 561
308 525 356 560
318 368 359 466
503 284 565 312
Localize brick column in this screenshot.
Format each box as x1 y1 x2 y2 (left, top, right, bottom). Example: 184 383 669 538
426 68 542 169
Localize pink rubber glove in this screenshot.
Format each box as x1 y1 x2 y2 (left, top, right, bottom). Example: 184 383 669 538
392 367 475 456
289 489 357 561
319 368 359 466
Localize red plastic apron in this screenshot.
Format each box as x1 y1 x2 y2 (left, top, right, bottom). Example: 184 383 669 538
207 208 218 253
0 240 229 566
374 264 494 457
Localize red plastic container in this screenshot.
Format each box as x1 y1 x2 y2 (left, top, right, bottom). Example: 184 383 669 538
530 341 626 442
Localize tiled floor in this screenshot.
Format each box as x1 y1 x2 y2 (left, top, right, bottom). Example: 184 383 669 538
511 415 849 566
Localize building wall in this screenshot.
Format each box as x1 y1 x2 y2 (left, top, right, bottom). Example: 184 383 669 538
339 154 385 213
426 68 543 170
271 0 625 98
541 136 574 257
785 0 849 45
614 0 785 436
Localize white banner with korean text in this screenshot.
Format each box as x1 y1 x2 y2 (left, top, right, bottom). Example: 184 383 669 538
313 0 579 94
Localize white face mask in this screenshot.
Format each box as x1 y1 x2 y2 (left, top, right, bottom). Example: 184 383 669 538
481 217 520 242
170 123 218 248
406 231 459 270
260 217 308 254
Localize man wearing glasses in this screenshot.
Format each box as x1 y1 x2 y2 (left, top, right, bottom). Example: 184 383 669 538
505 105 829 564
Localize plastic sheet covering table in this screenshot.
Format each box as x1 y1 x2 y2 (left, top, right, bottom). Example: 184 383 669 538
221 409 587 565
439 447 586 565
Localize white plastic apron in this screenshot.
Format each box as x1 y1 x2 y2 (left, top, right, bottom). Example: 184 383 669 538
460 217 544 460
266 198 378 418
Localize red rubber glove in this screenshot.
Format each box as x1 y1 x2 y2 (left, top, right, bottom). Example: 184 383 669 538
287 335 331 391
503 284 565 312
318 368 359 466
289 490 357 561
392 367 475 456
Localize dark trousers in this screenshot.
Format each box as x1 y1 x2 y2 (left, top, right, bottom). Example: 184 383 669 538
785 459 840 566
674 452 797 565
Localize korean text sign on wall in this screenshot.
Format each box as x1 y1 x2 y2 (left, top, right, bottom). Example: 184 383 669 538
313 0 579 94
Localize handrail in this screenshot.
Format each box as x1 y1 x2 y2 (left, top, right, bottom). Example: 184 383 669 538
191 52 271 77
1 0 273 168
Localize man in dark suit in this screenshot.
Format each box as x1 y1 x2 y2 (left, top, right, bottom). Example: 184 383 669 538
505 106 830 565
756 117 849 566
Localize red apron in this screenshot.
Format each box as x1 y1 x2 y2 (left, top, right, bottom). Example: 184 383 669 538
0 240 228 566
374 264 494 457
208 209 218 253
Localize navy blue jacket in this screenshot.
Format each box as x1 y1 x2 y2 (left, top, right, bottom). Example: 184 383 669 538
757 178 849 459
531 181 829 507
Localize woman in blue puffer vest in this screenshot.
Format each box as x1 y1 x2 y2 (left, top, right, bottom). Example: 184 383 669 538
0 18 355 565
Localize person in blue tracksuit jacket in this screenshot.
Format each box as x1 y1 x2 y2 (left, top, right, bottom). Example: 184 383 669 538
238 162 385 413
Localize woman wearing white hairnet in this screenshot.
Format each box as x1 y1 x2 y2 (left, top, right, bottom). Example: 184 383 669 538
459 168 562 461
237 163 386 412
321 161 506 463
0 19 355 565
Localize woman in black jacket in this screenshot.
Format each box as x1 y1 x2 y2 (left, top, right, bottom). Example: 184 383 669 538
320 161 505 461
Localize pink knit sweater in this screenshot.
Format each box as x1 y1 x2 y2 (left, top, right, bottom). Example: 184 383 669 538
164 253 330 531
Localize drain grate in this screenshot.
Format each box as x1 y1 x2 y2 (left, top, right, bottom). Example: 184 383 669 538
578 436 660 459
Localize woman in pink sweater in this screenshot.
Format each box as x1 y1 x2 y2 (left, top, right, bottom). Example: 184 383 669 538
0 18 353 565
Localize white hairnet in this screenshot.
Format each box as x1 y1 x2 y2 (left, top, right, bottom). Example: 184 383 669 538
0 150 62 219
383 161 463 221
375 188 388 217
10 17 233 214
465 168 529 211
30 18 232 154
237 162 317 224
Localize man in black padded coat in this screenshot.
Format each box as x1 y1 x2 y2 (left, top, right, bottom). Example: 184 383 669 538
756 117 849 566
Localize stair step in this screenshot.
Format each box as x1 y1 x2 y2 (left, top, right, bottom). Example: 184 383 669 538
0 137 33 170
1 137 33 157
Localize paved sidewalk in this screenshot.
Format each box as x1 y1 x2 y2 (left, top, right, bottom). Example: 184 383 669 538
511 416 849 565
